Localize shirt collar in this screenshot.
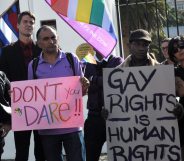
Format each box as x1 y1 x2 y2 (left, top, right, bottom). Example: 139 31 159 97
19 40 33 48
39 50 64 64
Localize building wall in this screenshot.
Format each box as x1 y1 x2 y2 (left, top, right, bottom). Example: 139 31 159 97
167 0 184 11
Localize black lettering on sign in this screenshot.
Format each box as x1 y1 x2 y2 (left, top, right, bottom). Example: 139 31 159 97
108 68 157 94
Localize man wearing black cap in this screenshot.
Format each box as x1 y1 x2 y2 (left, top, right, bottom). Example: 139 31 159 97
120 29 159 67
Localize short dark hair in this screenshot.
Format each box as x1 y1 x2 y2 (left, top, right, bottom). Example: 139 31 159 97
36 25 56 40
18 11 35 24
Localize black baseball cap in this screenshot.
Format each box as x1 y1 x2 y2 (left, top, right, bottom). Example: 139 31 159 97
129 29 152 43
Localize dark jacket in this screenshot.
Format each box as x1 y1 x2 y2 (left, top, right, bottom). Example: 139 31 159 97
0 40 41 81
84 55 123 112
0 71 11 123
120 54 159 67
175 66 184 146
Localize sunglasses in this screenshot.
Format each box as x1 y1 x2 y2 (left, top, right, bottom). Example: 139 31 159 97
171 37 184 54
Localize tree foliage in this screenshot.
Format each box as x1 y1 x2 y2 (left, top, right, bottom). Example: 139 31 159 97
118 0 167 61
167 8 184 26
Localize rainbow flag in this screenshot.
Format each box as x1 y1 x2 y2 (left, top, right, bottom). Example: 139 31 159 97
0 0 19 46
45 0 117 58
51 0 116 39
81 53 97 64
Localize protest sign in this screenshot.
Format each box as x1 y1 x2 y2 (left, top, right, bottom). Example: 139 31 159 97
103 65 181 161
11 76 83 131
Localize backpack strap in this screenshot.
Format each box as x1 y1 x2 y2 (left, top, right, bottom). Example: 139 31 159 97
32 57 39 79
32 53 75 79
66 52 75 76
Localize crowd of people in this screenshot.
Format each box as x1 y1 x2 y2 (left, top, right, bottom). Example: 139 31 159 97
0 10 184 161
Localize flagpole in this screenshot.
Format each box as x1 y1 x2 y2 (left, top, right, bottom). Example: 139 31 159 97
115 0 123 58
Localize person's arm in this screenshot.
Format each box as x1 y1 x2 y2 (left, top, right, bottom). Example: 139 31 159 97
172 102 184 120
80 77 90 96
175 76 184 97
71 54 89 96
28 60 34 80
3 72 11 104
0 72 12 136
0 47 10 79
0 123 11 137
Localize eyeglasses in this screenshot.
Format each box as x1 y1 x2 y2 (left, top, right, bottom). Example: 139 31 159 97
161 46 168 50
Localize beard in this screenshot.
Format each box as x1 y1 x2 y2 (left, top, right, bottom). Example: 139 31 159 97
19 29 33 37
132 52 148 60
45 46 58 54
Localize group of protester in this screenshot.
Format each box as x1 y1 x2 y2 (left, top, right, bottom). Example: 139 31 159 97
0 10 184 161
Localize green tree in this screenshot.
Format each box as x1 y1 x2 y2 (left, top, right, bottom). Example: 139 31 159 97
118 0 167 61
167 8 184 26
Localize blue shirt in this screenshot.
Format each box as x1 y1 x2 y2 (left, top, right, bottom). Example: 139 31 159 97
28 50 83 135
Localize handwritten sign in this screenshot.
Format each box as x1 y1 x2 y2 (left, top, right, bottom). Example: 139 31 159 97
11 76 84 131
103 65 181 161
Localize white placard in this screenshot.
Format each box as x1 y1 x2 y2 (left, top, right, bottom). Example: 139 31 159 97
103 65 181 161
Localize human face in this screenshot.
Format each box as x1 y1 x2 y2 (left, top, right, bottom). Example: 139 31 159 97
129 40 150 59
37 28 59 54
175 48 184 67
161 41 169 59
17 15 34 37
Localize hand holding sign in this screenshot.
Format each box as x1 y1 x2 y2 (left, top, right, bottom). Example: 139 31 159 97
80 77 90 96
